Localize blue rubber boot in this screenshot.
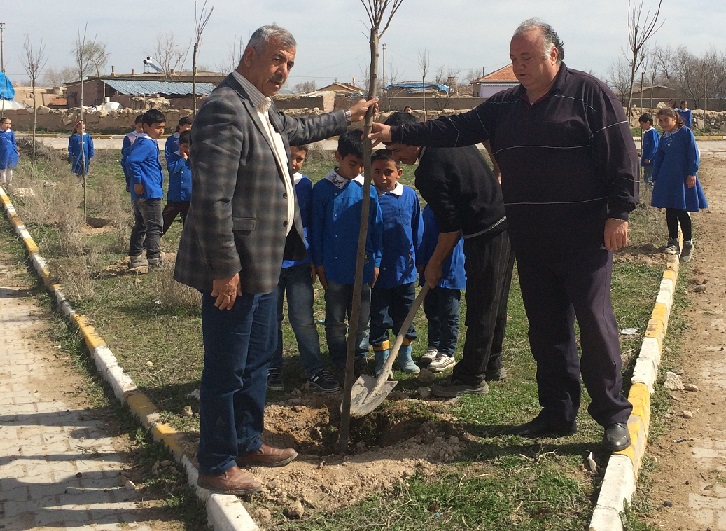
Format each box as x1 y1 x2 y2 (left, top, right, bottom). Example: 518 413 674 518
374 349 389 376
396 344 420 374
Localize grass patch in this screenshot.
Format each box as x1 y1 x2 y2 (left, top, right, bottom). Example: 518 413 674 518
5 145 667 529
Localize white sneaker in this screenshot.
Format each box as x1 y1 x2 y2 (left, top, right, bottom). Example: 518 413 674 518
420 347 438 366
429 353 455 372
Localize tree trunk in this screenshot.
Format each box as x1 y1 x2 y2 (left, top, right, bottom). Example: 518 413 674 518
337 28 379 453
31 77 37 160
193 42 199 117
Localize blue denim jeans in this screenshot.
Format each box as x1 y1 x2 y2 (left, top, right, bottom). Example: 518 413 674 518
370 282 417 347
197 289 277 476
129 198 162 259
271 264 325 378
325 281 371 368
423 286 461 355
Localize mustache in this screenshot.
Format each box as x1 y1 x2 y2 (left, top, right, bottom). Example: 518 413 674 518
270 75 285 84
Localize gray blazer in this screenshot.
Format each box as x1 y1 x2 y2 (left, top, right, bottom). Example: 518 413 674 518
174 74 348 294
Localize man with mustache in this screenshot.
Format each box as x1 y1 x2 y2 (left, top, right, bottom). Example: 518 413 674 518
174 24 376 494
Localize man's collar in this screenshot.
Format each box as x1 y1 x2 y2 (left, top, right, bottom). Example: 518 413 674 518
231 70 272 112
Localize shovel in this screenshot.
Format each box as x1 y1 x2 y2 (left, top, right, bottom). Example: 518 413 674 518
349 284 430 417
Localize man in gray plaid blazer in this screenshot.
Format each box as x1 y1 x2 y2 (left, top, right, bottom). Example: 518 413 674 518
174 25 375 495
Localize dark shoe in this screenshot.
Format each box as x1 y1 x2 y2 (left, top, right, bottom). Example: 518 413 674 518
603 422 631 452
354 357 368 378
431 377 489 398
147 257 163 269
267 368 284 392
511 414 577 438
485 367 508 381
680 240 694 263
236 444 298 468
197 465 262 494
308 370 340 393
128 254 148 270
663 238 680 255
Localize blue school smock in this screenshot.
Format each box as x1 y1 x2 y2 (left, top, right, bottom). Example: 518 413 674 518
127 135 164 200
282 173 313 269
120 130 139 188
0 129 19 169
641 128 659 167
166 155 192 202
676 108 692 128
68 133 95 175
651 127 707 212
165 132 180 163
375 183 423 289
310 171 383 285
418 205 466 290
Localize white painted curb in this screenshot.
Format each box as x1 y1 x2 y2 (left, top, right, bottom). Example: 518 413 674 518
0 185 258 530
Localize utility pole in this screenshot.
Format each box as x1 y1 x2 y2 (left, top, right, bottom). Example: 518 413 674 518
0 22 5 72
381 43 386 111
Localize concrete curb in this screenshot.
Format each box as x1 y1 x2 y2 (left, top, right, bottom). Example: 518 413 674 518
0 186 259 531
589 248 681 530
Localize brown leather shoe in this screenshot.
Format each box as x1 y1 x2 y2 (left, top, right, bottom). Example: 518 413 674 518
197 465 262 494
236 444 298 468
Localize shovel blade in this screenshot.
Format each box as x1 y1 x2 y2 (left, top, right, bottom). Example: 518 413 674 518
349 374 399 417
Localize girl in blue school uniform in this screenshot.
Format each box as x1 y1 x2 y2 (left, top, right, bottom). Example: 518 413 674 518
0 117 19 185
68 120 95 176
369 150 423 376
651 107 708 263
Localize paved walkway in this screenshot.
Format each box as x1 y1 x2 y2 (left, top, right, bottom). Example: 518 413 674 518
0 284 159 530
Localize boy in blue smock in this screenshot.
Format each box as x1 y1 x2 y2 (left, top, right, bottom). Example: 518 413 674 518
121 114 144 192
269 145 340 393
164 116 192 165
127 109 166 270
0 117 19 185
369 149 423 376
639 113 659 187
417 204 467 372
161 129 192 235
68 120 95 176
310 130 383 384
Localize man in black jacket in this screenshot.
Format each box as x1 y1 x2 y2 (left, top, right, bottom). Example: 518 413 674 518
372 19 637 452
384 112 514 398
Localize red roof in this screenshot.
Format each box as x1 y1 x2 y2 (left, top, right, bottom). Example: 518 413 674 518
473 64 517 83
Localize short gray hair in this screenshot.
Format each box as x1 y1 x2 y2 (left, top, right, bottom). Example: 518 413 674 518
514 18 564 63
247 25 296 53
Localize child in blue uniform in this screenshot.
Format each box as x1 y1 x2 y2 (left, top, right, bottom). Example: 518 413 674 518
310 130 383 384
127 109 166 270
639 113 659 187
269 145 340 393
417 204 467 372
68 121 95 176
651 107 708 263
121 115 144 192
164 116 192 165
369 150 423 376
0 117 18 185
161 129 192 235
676 100 692 129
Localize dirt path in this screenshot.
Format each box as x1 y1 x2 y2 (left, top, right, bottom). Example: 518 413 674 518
641 152 726 530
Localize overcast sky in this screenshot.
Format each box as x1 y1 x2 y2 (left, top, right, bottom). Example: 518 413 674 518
2 1 725 89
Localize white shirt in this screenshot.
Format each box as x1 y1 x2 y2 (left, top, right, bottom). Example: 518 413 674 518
232 70 295 234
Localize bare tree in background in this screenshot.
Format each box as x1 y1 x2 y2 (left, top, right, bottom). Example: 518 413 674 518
607 56 632 102
293 80 316 94
625 0 664 112
336 0 404 453
42 65 76 87
20 35 47 159
217 35 245 73
192 0 214 116
154 33 189 79
418 49 429 118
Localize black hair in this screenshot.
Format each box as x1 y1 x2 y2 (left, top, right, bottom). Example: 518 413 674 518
291 144 309 153
142 109 166 126
384 111 418 128
371 149 400 168
134 114 144 124
178 129 192 146
179 116 193 126
337 129 364 159
638 113 652 124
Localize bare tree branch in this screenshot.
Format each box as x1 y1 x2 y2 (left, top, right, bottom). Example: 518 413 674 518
193 0 215 115
20 34 47 159
625 0 664 111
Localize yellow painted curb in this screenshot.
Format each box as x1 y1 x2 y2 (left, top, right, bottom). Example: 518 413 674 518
126 391 159 420
152 423 186 460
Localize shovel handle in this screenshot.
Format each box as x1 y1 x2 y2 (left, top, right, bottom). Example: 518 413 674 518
373 284 430 393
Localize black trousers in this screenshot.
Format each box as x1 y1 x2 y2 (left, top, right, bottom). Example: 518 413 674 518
516 247 632 427
161 201 190 235
452 229 514 386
